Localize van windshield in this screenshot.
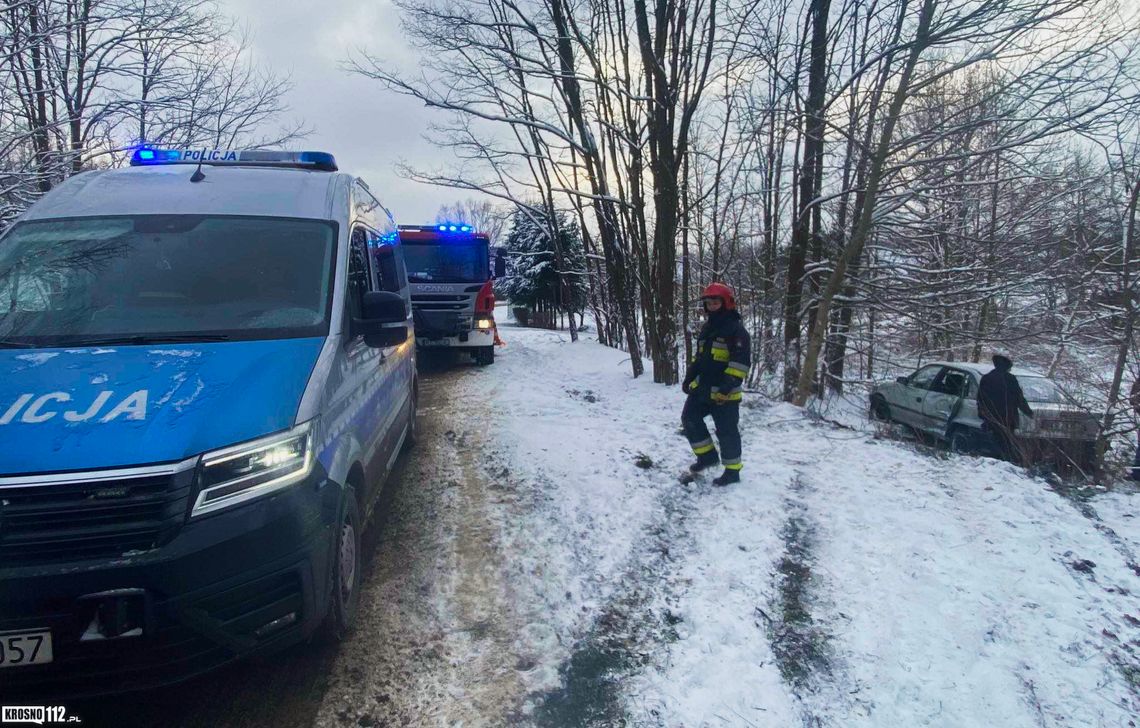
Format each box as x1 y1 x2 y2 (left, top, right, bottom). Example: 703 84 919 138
403 242 488 283
0 215 336 346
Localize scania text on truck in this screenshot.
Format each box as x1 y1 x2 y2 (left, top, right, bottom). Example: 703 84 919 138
398 224 505 366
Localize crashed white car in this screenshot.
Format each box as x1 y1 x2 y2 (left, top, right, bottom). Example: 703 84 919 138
869 361 1099 469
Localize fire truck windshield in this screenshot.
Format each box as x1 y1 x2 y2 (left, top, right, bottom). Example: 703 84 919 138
403 242 488 283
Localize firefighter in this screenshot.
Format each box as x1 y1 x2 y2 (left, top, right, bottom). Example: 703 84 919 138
682 282 751 486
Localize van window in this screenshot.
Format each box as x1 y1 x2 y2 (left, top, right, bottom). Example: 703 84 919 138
0 216 336 345
371 238 404 293
347 227 372 321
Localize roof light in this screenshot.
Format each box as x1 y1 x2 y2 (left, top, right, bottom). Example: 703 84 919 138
438 225 448 231
448 225 458 232
297 151 338 169
129 147 338 171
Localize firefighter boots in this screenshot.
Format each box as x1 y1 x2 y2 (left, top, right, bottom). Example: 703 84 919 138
689 451 720 473
712 469 741 486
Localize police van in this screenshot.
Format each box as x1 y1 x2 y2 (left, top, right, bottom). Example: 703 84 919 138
0 149 416 697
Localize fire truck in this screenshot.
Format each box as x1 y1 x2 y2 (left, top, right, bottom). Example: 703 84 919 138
398 224 505 365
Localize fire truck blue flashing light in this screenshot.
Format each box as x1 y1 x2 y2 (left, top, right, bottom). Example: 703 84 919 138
433 223 474 234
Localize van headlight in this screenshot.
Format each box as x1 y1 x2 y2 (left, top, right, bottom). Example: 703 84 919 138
192 421 314 517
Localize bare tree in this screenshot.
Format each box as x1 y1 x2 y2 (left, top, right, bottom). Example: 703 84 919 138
435 198 509 243
0 0 304 228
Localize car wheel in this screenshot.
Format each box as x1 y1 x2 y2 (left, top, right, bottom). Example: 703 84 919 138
322 489 362 642
870 395 891 422
948 427 972 455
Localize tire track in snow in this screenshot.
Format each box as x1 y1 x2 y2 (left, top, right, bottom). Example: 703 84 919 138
758 467 865 727
530 467 701 726
314 366 535 727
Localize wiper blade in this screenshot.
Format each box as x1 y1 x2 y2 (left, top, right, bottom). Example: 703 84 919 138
0 338 37 348
66 334 232 346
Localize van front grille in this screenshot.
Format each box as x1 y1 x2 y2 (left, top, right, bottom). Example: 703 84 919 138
0 468 193 566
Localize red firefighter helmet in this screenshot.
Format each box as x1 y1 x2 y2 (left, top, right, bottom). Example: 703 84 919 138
701 282 736 310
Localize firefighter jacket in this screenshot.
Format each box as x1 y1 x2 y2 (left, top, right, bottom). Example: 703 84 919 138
683 310 752 403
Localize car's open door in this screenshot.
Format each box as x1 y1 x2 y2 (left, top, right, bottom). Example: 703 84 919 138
922 368 970 435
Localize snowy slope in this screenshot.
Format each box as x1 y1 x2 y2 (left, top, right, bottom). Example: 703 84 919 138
479 316 1140 726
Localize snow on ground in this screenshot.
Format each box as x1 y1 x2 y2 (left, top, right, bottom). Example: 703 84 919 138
480 315 1140 726
1092 488 1140 559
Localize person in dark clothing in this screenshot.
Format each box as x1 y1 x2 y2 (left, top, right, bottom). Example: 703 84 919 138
682 282 751 486
977 353 1034 464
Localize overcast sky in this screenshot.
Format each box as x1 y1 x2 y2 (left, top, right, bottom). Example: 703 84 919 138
222 0 461 223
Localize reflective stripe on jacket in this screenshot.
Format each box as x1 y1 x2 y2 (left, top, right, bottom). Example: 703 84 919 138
684 310 751 402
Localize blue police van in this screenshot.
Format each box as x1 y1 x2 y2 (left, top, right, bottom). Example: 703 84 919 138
0 149 417 697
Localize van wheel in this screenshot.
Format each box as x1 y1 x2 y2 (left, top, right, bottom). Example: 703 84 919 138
948 427 973 455
475 346 495 366
321 489 361 642
870 396 891 422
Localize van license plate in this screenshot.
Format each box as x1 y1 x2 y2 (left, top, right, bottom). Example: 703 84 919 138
0 630 53 668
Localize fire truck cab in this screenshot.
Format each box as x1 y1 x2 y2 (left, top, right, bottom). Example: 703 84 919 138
398 224 505 365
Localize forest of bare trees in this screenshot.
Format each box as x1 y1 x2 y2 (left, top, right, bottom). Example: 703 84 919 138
2 0 1138 468
0 0 302 226
359 0 1140 464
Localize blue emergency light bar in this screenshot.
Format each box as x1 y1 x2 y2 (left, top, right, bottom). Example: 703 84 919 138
398 224 477 235
130 147 338 171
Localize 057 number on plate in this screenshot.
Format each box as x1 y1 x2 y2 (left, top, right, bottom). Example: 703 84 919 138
0 630 53 668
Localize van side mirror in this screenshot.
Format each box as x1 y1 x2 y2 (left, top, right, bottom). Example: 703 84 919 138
354 291 409 348
362 290 406 322
365 327 407 348
494 247 507 278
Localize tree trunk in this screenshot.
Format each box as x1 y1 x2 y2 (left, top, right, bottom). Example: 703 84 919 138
550 0 642 374
28 5 53 193
1098 172 1140 462
795 0 934 405
783 0 830 400
971 152 1002 363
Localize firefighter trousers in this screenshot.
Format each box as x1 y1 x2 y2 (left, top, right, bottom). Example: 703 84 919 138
682 395 742 470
